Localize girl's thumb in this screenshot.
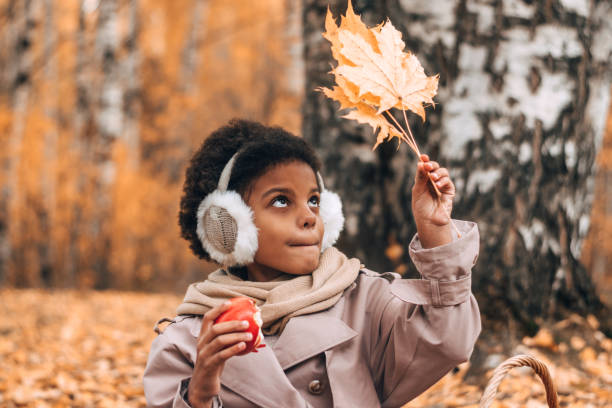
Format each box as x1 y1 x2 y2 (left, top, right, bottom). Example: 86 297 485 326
414 162 428 188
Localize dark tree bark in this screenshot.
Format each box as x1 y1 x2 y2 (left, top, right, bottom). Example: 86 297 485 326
65 0 93 288
41 0 59 287
0 0 38 286
303 0 612 333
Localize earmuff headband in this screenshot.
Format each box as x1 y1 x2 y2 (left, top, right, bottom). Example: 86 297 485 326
218 152 238 192
219 151 327 193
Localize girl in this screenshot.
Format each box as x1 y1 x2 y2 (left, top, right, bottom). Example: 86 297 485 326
144 119 481 408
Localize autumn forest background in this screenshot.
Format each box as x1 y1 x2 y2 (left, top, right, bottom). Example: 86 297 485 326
1 0 611 406
0 0 306 292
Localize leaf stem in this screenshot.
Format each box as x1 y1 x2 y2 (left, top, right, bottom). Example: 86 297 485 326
382 111 417 152
401 108 421 157
399 109 462 239
395 109 442 199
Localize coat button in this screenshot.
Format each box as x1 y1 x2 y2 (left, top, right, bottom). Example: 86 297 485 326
308 379 324 395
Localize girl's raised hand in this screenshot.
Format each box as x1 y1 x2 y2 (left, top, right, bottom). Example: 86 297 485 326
187 302 253 408
411 154 455 247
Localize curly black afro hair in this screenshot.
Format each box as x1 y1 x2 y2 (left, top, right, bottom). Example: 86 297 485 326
179 118 322 261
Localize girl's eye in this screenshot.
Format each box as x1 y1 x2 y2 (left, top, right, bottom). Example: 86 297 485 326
271 196 289 208
309 195 320 207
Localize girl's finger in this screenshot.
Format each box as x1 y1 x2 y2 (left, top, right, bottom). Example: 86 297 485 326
431 168 449 180
203 301 232 323
420 154 430 162
435 177 455 194
211 320 250 336
199 301 232 346
201 319 250 347
425 161 439 171
415 162 428 183
206 331 253 355
211 342 247 365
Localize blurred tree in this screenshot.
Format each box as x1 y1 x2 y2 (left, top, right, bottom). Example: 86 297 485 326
303 0 612 333
0 0 302 291
123 0 141 168
91 0 122 289
582 92 612 307
40 0 58 287
1 0 38 286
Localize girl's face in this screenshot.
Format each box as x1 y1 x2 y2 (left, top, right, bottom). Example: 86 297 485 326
244 160 324 281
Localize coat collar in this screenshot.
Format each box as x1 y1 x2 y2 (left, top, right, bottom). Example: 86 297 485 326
273 307 358 370
219 298 358 407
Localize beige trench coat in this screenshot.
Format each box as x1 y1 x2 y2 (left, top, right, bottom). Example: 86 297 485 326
143 220 481 408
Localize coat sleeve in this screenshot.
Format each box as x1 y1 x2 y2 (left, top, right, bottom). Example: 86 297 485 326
368 219 482 408
143 317 223 408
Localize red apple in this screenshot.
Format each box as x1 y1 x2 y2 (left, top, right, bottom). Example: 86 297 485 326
214 297 265 355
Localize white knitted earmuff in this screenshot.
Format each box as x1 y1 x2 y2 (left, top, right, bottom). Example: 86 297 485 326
317 173 345 251
196 153 259 266
196 152 345 266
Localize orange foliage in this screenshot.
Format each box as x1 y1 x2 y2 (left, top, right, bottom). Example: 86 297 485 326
0 0 302 290
581 86 612 306
1 289 610 407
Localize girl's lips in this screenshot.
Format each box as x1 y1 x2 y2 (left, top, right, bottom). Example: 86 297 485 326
287 241 320 247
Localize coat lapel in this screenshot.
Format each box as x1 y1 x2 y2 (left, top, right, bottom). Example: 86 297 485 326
220 342 306 408
219 300 358 407
273 309 358 370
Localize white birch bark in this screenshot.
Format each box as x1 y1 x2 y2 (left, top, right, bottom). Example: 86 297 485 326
122 0 141 168
180 0 208 94
167 0 208 181
91 0 121 288
303 0 612 328
64 0 93 287
285 0 304 96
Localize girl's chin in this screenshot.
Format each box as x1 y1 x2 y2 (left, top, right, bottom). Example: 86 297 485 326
280 255 321 275
253 249 322 276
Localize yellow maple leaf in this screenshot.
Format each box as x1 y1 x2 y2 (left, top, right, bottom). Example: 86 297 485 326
323 0 380 67
319 84 402 149
318 85 356 111
319 0 439 158
394 52 438 118
323 6 352 67
320 75 381 108
343 104 404 150
338 0 380 54
336 20 438 120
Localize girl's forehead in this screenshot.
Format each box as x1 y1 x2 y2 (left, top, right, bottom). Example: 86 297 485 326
252 161 318 189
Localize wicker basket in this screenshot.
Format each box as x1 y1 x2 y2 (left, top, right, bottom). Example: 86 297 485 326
479 354 559 408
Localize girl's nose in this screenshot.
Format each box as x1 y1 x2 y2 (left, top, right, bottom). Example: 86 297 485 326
297 204 317 228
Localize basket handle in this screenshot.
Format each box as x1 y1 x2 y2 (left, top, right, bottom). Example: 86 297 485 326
479 354 559 408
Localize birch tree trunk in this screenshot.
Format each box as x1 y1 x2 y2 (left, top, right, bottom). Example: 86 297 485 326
0 0 19 286
285 0 304 98
123 0 141 168
0 0 38 286
180 0 208 95
64 0 92 288
582 95 612 307
165 0 208 182
40 0 59 286
303 0 612 332
90 0 122 289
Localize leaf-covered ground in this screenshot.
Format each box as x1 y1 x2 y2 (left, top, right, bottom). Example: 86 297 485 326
0 289 610 407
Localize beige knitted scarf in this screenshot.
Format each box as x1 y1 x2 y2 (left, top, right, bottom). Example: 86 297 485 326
176 247 362 335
